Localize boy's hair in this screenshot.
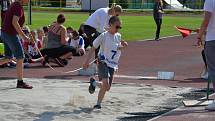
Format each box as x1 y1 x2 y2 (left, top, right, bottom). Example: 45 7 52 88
67 26 73 31
42 26 49 33
23 26 30 34
72 30 79 38
109 16 121 25
37 28 44 33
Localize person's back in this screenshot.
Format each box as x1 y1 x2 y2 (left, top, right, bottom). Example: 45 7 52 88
47 23 63 49
85 8 109 33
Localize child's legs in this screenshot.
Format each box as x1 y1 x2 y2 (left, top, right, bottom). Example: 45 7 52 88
97 62 111 104
107 67 115 91
97 79 109 104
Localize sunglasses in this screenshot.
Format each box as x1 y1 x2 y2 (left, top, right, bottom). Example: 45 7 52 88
116 26 122 29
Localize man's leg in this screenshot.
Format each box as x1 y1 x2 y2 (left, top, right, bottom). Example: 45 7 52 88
205 41 215 110
154 18 160 40
16 59 24 81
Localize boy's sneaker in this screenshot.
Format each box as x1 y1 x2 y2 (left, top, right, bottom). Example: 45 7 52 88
17 81 33 89
89 77 96 94
93 105 101 109
205 101 215 111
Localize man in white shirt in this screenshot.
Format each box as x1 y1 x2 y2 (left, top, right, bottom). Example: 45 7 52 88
198 0 215 111
83 5 122 59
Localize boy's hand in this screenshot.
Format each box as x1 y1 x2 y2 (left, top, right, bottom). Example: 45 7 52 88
121 40 128 47
83 63 89 70
197 36 203 47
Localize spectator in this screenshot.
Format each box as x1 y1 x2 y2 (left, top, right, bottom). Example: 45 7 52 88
83 4 122 59
0 0 33 89
41 14 76 67
68 30 85 56
37 28 44 48
153 0 164 41
42 26 49 49
198 0 215 111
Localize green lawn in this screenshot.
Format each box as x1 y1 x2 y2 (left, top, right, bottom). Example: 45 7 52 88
27 12 202 41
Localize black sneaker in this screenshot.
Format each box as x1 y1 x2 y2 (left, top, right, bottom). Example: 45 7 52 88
17 81 33 89
93 105 101 109
89 77 96 94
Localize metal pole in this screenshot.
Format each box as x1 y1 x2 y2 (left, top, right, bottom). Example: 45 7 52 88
28 0 32 25
89 0 92 15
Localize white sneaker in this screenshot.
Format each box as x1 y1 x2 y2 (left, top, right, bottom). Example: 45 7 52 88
205 101 215 111
201 71 209 80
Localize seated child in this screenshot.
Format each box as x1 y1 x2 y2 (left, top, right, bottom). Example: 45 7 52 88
42 26 49 49
23 30 42 64
68 30 85 56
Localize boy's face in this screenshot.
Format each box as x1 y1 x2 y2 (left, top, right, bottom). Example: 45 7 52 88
110 21 122 33
37 31 44 37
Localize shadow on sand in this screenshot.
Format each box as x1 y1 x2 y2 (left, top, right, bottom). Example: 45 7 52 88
34 107 94 121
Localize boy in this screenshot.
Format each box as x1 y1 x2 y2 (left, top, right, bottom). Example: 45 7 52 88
68 30 85 56
83 16 128 109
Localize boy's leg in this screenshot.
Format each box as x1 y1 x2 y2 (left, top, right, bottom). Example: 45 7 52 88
107 67 115 91
93 62 110 108
96 79 109 106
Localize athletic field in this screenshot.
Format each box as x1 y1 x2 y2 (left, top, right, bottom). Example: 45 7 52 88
28 12 202 41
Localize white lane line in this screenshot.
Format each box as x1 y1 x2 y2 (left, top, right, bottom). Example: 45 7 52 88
138 33 196 41
115 75 158 80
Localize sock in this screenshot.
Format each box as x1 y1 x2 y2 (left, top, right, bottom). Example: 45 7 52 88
96 100 101 106
92 81 97 87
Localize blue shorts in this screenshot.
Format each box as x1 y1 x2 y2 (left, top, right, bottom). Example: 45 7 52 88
1 32 24 59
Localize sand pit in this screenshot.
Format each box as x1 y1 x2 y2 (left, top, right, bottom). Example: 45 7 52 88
0 78 194 121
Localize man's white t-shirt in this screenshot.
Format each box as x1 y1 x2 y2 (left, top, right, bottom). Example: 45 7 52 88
93 31 122 70
85 8 110 33
204 0 215 41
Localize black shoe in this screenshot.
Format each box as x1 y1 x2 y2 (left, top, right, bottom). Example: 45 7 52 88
89 77 96 94
93 105 101 109
17 81 33 89
42 56 49 66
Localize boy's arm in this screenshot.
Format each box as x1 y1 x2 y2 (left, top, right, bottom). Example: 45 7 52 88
118 40 128 50
83 34 103 69
83 47 96 69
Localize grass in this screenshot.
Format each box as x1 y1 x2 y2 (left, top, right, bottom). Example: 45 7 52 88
27 12 202 41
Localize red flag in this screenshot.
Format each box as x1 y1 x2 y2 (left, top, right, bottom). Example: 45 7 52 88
175 26 193 38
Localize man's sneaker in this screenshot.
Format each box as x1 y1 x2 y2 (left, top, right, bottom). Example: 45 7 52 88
89 77 96 94
17 81 33 89
205 101 215 111
93 105 101 109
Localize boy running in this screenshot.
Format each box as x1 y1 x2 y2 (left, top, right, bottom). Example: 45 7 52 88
83 16 128 109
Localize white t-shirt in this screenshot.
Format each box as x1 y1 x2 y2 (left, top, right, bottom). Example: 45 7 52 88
85 8 110 33
204 0 215 41
68 36 85 49
93 31 122 70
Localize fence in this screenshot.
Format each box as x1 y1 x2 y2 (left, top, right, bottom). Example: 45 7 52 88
24 0 205 10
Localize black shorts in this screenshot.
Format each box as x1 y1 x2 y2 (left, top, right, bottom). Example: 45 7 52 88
41 45 76 58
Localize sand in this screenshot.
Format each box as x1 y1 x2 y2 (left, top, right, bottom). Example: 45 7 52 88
0 78 193 121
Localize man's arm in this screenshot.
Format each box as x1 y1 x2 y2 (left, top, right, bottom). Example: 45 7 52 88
12 15 29 41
